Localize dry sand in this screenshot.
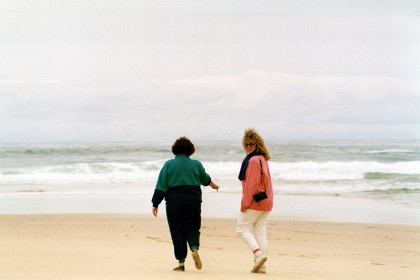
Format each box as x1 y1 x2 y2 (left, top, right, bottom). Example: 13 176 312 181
0 214 419 279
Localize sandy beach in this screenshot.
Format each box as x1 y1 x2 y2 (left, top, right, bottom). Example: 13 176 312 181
1 214 419 280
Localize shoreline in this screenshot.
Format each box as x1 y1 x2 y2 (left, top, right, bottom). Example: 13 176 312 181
0 191 419 225
1 214 419 280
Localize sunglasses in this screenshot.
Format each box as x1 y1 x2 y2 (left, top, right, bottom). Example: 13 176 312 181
245 143 255 147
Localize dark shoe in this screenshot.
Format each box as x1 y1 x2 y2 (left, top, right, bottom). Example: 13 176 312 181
191 250 202 270
173 265 185 271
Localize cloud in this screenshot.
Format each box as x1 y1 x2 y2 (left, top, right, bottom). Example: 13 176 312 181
150 71 420 139
1 66 419 142
154 70 419 107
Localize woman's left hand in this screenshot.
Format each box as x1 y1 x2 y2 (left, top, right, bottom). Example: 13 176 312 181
209 181 220 191
152 207 158 217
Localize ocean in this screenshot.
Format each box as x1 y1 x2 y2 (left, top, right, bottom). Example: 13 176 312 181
1 140 419 223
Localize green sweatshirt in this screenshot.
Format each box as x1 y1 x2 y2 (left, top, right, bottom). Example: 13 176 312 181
151 154 211 207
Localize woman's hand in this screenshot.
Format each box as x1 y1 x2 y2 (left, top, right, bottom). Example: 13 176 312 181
152 207 158 217
209 181 220 191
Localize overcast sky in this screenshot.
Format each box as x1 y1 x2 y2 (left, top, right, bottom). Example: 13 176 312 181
1 0 419 143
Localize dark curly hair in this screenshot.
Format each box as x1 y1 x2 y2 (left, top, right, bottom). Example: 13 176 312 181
172 136 195 156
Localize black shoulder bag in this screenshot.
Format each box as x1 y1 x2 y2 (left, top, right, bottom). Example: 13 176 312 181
253 159 268 202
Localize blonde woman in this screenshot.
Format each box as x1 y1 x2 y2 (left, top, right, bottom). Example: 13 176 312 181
236 128 274 273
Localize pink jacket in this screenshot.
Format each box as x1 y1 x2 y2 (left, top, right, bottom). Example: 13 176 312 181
241 155 274 211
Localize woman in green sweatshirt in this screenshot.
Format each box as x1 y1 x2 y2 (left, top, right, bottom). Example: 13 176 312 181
151 136 220 272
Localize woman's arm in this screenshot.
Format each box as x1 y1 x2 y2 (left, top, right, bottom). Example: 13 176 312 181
240 158 261 211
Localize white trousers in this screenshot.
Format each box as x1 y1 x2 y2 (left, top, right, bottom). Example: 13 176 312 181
236 209 270 253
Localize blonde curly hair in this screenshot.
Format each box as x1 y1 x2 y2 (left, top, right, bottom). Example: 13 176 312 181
242 128 270 160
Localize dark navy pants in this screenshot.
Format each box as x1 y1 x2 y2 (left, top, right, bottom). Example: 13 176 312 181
166 202 201 261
